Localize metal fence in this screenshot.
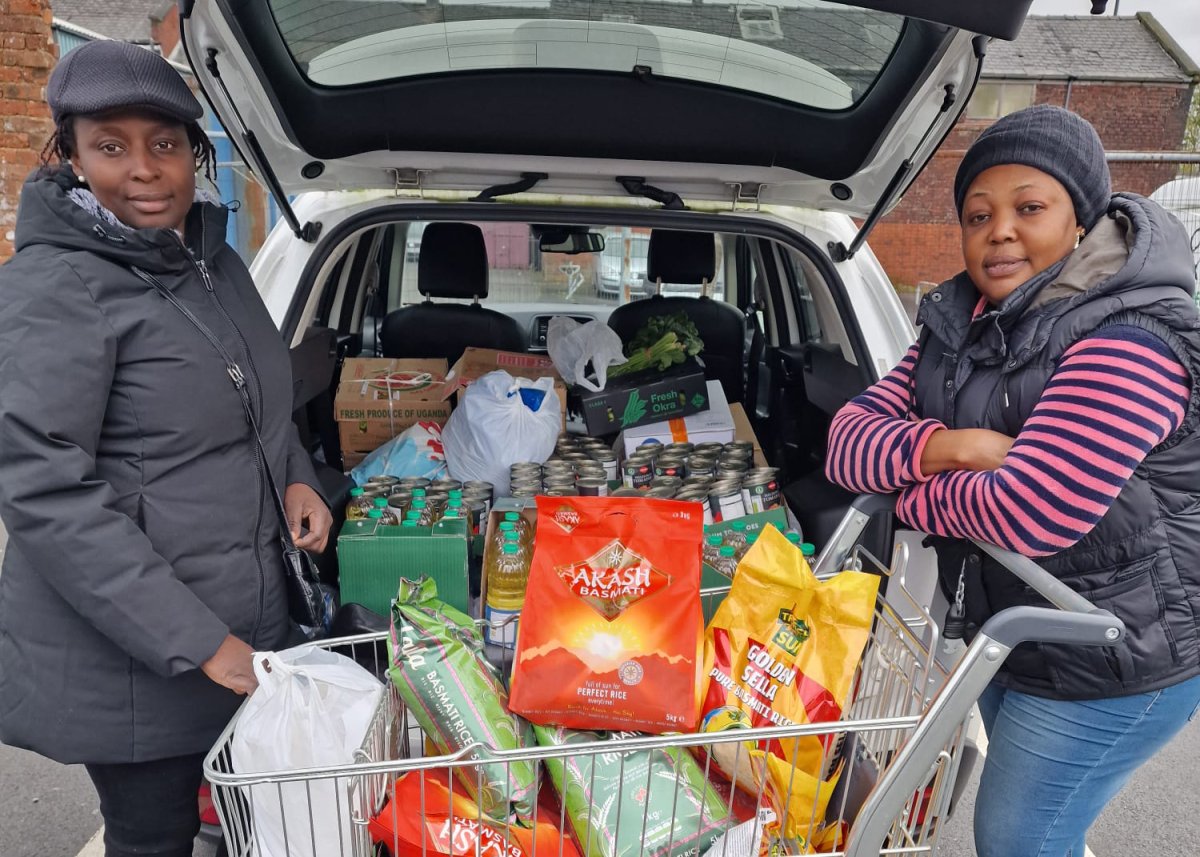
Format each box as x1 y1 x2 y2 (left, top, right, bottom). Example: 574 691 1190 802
1115 152 1200 296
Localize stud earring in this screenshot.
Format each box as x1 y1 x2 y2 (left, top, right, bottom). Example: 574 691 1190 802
78 173 87 184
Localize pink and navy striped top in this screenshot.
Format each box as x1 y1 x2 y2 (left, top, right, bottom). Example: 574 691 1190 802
826 324 1191 557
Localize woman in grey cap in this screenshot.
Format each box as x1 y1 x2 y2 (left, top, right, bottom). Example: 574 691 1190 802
827 104 1200 855
0 41 332 856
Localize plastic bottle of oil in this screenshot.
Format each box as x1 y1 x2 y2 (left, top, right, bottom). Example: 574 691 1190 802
502 511 533 547
702 533 724 568
485 543 528 647
722 520 748 555
346 487 373 520
410 499 434 527
372 497 400 525
713 545 739 579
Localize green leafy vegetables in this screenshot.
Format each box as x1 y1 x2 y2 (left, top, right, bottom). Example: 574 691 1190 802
608 312 704 377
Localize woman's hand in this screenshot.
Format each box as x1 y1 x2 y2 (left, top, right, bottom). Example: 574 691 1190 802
920 428 1015 476
284 482 332 553
201 634 257 695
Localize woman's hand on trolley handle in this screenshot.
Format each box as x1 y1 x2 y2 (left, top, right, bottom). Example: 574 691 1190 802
202 635 259 695
919 428 1014 476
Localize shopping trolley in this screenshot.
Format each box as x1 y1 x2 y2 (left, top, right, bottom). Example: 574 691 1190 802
203 494 1125 857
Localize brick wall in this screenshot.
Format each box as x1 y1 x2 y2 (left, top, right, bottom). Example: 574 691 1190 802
875 80 1196 287
0 0 55 263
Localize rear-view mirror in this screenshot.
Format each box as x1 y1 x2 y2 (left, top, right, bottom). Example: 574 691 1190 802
538 229 605 254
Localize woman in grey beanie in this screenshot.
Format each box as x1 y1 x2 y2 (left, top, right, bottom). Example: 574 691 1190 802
827 103 1200 856
0 40 332 856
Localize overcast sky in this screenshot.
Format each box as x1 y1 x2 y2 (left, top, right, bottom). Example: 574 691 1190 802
1030 0 1200 67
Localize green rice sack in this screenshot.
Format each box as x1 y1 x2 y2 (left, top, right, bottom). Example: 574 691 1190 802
387 577 536 819
533 723 732 857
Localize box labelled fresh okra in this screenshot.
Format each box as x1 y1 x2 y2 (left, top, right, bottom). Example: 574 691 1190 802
569 358 709 435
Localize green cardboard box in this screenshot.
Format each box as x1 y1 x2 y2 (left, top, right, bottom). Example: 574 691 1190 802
700 507 791 611
570 358 709 435
337 516 470 615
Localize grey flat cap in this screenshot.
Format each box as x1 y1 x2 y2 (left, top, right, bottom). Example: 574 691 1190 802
47 40 203 125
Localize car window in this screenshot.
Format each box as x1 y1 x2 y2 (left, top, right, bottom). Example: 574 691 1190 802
389 221 731 311
274 1 904 111
784 248 824 344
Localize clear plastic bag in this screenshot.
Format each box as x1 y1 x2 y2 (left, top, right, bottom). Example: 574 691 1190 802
546 316 626 392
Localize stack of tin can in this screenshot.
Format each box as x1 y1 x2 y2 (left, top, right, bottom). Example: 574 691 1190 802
506 434 781 525
619 440 782 524
509 434 619 498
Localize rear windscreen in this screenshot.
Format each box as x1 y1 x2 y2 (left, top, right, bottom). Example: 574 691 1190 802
268 0 904 109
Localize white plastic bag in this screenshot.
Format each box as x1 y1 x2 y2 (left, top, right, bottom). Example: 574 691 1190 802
546 316 627 392
350 420 447 486
441 370 560 495
230 645 384 857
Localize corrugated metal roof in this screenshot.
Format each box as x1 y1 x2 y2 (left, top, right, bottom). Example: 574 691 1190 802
49 0 170 44
984 15 1192 83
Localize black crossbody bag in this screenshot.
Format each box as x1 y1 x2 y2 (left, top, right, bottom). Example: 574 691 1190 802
132 265 336 638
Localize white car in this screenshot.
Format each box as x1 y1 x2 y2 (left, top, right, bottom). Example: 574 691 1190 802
181 0 1028 561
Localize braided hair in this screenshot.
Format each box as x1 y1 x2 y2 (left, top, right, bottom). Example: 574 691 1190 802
39 111 219 186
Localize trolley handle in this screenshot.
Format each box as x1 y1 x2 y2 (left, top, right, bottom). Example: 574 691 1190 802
819 494 1122 638
842 496 1128 857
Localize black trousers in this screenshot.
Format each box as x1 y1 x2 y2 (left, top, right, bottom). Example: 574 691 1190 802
85 752 206 857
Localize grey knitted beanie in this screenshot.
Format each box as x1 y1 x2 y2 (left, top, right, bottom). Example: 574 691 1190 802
954 104 1112 230
46 40 203 126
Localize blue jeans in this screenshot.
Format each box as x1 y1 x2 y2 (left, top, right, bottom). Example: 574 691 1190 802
973 675 1200 857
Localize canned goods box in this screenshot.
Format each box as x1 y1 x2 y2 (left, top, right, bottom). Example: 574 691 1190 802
334 358 453 466
336 515 470 615
571 358 709 436
700 508 790 587
617 379 733 458
442 347 568 429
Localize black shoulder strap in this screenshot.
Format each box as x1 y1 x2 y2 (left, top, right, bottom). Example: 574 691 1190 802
130 265 300 554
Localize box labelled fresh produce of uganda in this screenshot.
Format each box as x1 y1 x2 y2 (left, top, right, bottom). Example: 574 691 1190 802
569 358 709 435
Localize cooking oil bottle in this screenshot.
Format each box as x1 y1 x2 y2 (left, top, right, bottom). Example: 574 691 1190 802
346 488 373 520
485 542 528 648
702 533 724 568
372 497 399 525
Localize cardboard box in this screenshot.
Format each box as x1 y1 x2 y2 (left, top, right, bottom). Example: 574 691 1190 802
443 348 567 428
335 358 452 464
572 359 709 436
699 508 791 620
728 402 769 468
337 515 470 614
618 380 732 457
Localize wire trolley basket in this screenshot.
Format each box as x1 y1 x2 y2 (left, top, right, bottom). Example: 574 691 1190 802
204 496 1126 857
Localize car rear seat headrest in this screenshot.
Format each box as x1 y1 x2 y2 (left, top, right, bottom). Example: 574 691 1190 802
646 229 716 285
418 223 490 300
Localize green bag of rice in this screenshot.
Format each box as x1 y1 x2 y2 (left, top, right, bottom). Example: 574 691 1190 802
387 576 536 819
533 723 732 857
